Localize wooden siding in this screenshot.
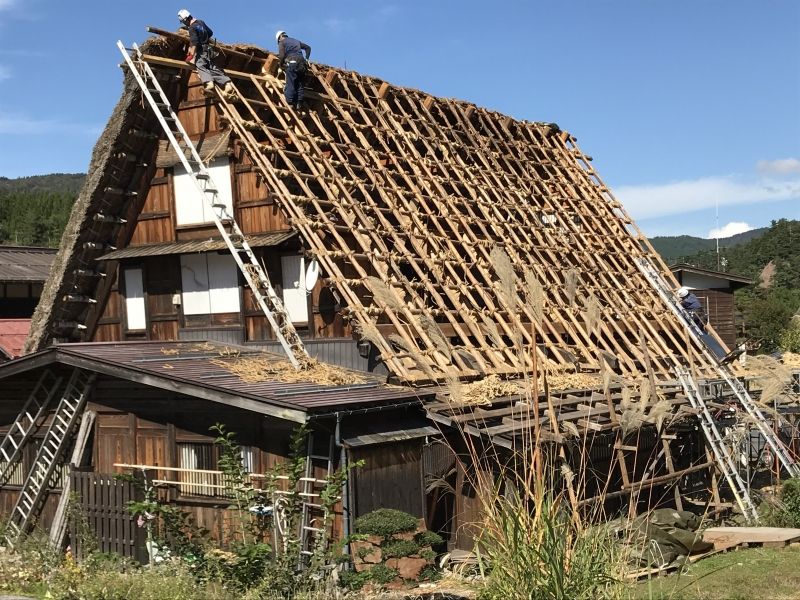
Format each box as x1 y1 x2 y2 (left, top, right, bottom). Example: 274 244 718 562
694 289 736 349
350 440 425 519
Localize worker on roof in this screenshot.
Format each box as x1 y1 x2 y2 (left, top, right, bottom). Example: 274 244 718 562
677 286 708 332
275 30 311 110
178 9 235 99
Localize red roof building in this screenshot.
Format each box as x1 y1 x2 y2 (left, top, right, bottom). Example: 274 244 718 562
0 318 31 362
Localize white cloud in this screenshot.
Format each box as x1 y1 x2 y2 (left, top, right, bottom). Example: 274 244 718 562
707 221 752 239
613 175 800 220
323 17 356 34
757 158 800 176
0 110 100 136
375 5 399 20
0 0 17 10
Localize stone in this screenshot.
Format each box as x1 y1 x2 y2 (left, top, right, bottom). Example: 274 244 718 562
385 558 399 570
397 557 428 580
353 560 373 573
351 540 382 564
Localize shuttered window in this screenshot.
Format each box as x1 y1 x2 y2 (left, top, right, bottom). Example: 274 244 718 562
123 267 146 330
174 157 234 225
180 253 240 315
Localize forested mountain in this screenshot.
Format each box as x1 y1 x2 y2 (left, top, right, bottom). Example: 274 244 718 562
0 174 84 247
650 228 767 263
675 219 800 351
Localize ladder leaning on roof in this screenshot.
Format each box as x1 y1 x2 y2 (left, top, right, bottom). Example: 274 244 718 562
0 370 63 488
4 369 97 546
636 257 800 478
116 40 309 369
675 365 759 522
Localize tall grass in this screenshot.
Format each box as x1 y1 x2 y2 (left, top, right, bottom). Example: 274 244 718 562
469 461 624 600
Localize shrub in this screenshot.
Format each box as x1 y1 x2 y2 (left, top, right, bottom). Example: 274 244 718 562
414 530 444 547
764 477 800 528
419 549 437 561
381 539 419 559
339 569 371 591
353 509 418 539
368 563 399 585
419 564 442 582
779 316 800 353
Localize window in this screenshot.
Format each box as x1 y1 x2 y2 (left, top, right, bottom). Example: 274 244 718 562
123 268 146 330
281 255 308 323
174 157 234 225
177 442 217 496
180 253 240 316
176 442 257 497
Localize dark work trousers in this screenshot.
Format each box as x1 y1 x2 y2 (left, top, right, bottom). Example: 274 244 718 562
284 59 306 106
195 47 231 86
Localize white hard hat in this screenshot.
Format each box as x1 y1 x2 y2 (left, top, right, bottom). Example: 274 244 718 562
177 9 191 22
275 30 286 42
677 286 690 298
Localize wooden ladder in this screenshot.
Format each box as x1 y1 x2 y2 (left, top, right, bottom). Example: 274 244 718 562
297 431 335 569
4 369 97 546
117 40 309 369
0 369 63 488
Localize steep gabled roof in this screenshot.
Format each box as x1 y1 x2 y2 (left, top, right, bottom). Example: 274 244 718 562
27 31 721 384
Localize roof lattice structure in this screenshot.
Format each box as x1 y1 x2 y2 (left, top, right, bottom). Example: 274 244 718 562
26 32 723 384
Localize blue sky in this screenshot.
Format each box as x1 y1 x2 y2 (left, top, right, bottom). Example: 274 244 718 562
0 0 798 237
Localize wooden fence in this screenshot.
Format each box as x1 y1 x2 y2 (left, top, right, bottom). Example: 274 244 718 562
70 470 147 563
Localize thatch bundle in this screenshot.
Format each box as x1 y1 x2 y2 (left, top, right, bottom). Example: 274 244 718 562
210 355 367 385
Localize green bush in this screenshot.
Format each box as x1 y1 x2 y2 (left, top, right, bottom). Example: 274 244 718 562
339 569 371 591
419 564 442 582
779 478 800 527
354 509 418 539
414 530 444 547
779 316 800 353
381 539 419 559
419 549 437 561
368 563 399 585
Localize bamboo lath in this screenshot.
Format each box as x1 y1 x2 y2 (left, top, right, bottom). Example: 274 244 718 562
174 48 718 385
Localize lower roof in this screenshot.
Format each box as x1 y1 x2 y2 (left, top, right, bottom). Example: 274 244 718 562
0 319 30 360
0 340 431 423
98 231 296 260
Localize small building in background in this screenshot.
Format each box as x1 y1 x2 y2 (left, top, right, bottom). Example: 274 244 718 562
670 263 753 349
0 246 56 361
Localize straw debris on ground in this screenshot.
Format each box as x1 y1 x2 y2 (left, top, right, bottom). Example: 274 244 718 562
210 355 368 385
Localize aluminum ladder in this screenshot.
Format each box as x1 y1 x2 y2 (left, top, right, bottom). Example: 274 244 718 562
675 366 759 522
298 431 335 568
116 40 309 369
636 257 800 478
0 370 63 487
4 369 97 545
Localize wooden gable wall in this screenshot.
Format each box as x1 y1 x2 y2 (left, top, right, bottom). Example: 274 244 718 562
90 72 352 346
